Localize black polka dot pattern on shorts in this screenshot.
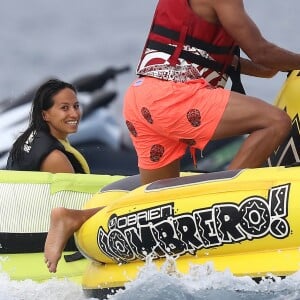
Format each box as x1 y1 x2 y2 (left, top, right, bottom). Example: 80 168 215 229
179 138 196 146
187 109 201 127
125 120 137 137
141 107 153 124
150 144 164 162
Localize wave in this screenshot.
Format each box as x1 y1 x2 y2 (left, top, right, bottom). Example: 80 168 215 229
1 258 300 300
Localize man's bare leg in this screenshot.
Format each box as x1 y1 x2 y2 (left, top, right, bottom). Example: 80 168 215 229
139 159 180 185
212 92 291 169
44 206 103 273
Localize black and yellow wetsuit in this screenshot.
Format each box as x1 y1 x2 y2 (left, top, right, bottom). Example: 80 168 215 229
6 130 90 173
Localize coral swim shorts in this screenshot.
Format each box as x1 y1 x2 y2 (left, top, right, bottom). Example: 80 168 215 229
123 76 230 170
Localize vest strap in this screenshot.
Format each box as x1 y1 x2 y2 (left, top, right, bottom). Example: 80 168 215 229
151 24 232 54
147 40 224 71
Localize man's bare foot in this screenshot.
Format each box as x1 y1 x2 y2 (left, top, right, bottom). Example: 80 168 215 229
44 206 103 273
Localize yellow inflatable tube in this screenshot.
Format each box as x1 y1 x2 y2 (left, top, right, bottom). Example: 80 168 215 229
75 166 300 297
75 70 300 298
0 171 124 283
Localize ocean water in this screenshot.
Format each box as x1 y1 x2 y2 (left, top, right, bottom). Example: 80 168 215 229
1 0 300 299
2 259 300 300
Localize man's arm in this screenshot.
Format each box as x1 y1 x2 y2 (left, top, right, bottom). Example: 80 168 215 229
213 0 300 71
240 57 277 78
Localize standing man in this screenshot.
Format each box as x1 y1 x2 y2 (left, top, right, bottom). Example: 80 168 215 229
123 0 300 185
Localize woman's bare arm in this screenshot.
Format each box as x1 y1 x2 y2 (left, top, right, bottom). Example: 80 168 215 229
40 150 75 173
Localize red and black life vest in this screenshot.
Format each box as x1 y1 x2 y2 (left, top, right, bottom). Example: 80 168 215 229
137 0 245 93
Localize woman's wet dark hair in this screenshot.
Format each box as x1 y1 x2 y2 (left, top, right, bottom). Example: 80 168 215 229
9 78 77 162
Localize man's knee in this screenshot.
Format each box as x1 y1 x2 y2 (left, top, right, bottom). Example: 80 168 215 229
271 109 291 139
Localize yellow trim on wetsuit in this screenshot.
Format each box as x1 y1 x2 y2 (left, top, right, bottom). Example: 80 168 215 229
59 139 90 174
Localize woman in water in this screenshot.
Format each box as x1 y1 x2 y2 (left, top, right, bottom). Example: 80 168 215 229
6 79 102 273
6 78 90 173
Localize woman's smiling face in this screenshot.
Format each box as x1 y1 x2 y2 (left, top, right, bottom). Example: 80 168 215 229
42 87 81 140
